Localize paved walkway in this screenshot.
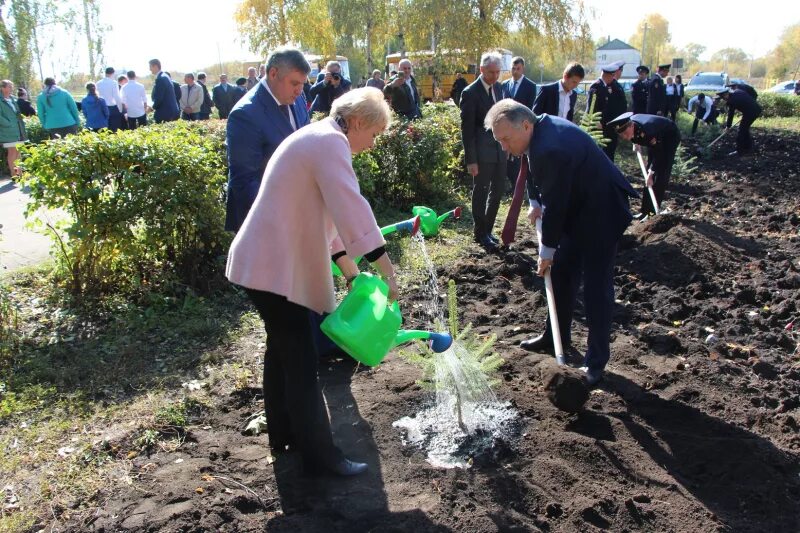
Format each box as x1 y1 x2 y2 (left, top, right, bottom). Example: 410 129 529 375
0 177 52 276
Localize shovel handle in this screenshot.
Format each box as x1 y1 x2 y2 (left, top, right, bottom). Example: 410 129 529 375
535 218 566 365
707 118 741 148
636 151 660 215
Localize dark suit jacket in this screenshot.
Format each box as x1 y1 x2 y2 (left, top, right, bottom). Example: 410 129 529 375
503 76 536 109
384 76 422 119
533 81 578 122
459 77 505 165
646 74 667 115
198 81 213 115
526 115 637 251
308 73 352 114
151 72 180 122
171 80 182 104
726 89 762 127
212 83 235 118
225 83 310 231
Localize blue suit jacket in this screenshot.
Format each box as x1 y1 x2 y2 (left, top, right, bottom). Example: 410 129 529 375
152 72 179 122
503 76 536 109
533 81 577 122
225 82 310 231
526 115 637 251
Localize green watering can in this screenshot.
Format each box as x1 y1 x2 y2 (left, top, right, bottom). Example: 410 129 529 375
411 206 462 237
321 272 453 366
331 216 421 277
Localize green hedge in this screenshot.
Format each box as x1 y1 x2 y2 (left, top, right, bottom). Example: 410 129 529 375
19 121 230 301
756 93 800 118
355 103 467 209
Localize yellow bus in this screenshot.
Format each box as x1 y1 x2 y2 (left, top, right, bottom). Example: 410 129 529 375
385 49 514 101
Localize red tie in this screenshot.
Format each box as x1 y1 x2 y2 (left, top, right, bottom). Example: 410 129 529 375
501 154 528 246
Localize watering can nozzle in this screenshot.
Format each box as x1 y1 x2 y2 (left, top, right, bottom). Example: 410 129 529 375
428 332 453 353
453 206 462 220
410 215 421 237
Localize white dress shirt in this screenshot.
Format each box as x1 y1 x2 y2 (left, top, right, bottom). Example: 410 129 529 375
480 77 497 103
260 77 296 130
687 94 713 120
96 76 123 112
557 80 573 119
120 80 147 118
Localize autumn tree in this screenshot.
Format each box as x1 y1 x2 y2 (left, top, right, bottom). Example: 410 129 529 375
629 13 670 68
766 22 800 79
0 0 36 87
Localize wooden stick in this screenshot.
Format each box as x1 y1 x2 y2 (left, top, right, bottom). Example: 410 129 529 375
636 151 660 215
535 218 566 366
707 118 741 148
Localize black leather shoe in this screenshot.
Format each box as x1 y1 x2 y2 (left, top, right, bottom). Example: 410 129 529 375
487 234 500 244
478 235 497 249
328 458 368 476
520 334 554 353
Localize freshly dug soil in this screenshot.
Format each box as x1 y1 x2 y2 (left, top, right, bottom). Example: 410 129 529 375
67 127 800 532
541 363 590 413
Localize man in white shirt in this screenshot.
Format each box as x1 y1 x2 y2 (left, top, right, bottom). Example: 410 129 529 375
179 73 204 121
96 66 124 132
121 70 148 129
533 62 584 123
686 92 718 136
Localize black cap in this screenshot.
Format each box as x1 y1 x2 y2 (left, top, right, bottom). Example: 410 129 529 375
658 63 671 70
716 88 730 97
607 112 634 133
636 65 650 74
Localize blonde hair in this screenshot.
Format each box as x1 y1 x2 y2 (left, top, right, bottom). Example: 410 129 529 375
666 76 674 84
330 87 392 131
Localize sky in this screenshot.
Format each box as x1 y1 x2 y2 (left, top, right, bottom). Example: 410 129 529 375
82 0 800 74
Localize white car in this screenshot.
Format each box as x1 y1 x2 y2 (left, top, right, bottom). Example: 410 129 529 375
767 80 797 94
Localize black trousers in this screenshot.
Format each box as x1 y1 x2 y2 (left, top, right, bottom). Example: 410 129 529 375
641 135 679 215
691 107 718 135
244 288 343 469
736 113 759 153
127 115 147 130
601 125 619 161
107 106 123 132
471 159 507 239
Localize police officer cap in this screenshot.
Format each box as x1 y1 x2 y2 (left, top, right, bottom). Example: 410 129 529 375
607 112 634 132
601 61 624 73
716 88 730 97
636 65 650 74
658 63 671 70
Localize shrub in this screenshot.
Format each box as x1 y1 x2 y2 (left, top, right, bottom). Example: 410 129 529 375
756 93 800 118
18 121 230 301
355 103 467 209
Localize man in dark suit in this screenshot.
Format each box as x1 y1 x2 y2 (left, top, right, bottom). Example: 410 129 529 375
232 77 248 105
148 59 179 123
225 47 311 232
647 63 670 116
196 72 214 120
164 72 182 107
631 65 649 113
716 87 762 156
533 62 584 122
460 51 507 249
308 61 351 114
586 61 627 161
485 99 637 385
450 72 468 106
384 59 422 119
503 57 537 188
609 112 681 216
212 74 235 119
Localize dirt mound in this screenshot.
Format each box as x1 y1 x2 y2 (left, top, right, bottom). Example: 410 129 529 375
541 363 590 413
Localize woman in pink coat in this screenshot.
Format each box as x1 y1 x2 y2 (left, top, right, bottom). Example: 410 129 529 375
226 87 397 477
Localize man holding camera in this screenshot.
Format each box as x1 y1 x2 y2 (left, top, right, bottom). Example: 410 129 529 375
384 59 422 120
308 61 351 114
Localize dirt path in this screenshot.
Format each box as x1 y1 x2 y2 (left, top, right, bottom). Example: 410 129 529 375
67 128 800 533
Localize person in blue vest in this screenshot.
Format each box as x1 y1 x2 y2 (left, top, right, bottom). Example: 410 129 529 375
225 47 311 233
533 62 584 122
586 61 627 161
609 112 681 217
80 82 109 131
716 87 762 156
503 56 537 189
647 63 670 116
631 66 649 114
148 59 179 123
485 99 637 385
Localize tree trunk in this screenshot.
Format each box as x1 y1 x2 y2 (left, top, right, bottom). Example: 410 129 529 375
82 0 95 77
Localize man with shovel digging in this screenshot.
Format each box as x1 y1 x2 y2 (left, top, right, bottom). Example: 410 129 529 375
486 100 637 385
608 112 681 217
716 87 762 157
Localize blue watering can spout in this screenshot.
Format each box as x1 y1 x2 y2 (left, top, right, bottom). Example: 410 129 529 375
428 332 453 353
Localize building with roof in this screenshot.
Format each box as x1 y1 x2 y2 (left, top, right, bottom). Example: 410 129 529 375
595 39 641 78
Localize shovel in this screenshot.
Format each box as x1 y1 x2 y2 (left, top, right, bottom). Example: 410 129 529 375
706 118 740 150
535 218 566 366
635 150 660 216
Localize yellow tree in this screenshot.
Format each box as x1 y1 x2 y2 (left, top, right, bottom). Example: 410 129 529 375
766 23 800 79
629 13 670 68
234 0 293 56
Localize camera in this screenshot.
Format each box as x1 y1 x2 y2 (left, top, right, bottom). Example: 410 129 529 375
331 73 341 81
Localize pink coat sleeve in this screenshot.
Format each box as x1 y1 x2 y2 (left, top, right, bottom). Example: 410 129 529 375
317 135 385 259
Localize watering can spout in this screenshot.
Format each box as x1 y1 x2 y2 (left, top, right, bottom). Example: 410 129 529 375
428 331 453 353
436 206 462 225
393 330 452 353
381 215 421 237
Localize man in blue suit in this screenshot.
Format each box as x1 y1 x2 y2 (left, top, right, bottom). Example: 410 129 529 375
503 57 537 189
485 99 637 385
532 62 584 122
148 59 179 123
225 47 311 232
308 60 351 115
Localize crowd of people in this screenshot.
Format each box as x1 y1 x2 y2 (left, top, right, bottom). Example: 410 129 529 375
0 45 780 481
